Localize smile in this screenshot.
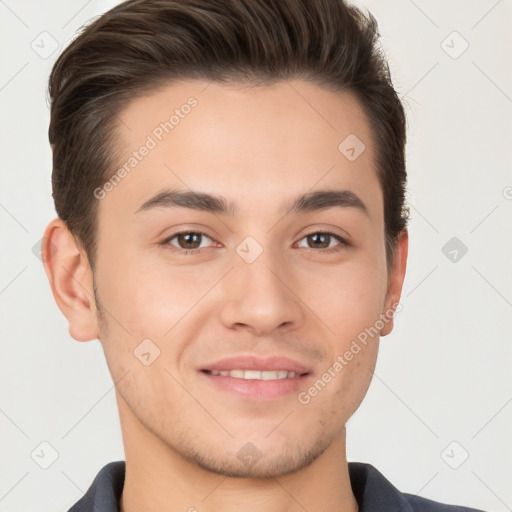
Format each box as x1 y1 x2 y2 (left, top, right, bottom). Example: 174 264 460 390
203 369 301 380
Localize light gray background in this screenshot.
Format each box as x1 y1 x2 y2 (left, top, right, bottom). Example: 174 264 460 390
0 1 511 511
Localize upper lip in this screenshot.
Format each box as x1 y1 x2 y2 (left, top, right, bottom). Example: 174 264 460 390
201 355 311 375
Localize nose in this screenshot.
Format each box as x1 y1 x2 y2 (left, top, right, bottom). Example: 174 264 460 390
219 247 304 336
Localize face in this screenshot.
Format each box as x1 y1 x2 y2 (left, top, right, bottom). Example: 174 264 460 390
87 79 405 477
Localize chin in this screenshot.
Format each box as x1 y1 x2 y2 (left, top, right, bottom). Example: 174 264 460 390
178 434 330 479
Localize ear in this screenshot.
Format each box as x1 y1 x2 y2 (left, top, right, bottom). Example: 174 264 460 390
41 218 100 342
380 228 408 336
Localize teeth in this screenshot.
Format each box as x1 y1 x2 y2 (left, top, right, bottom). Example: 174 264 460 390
208 369 298 380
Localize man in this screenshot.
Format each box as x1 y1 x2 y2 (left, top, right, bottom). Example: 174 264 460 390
42 0 486 510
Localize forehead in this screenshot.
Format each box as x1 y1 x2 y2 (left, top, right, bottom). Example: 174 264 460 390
101 79 381 222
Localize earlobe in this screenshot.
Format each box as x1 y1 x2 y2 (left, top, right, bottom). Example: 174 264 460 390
380 228 408 337
42 218 99 342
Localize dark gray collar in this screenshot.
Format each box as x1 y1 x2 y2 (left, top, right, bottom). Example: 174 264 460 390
66 460 484 512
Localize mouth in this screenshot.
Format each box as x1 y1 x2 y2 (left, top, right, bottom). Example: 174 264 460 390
198 355 313 400
202 369 308 379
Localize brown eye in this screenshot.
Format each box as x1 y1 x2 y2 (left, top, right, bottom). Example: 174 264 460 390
306 233 330 248
164 231 213 252
296 232 348 252
176 232 203 249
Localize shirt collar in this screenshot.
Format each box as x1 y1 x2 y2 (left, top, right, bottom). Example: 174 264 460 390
67 460 416 512
349 462 414 512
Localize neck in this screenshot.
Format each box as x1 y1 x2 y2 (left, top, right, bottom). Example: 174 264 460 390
117 395 358 512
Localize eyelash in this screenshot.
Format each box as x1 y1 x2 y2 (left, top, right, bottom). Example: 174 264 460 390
160 230 349 256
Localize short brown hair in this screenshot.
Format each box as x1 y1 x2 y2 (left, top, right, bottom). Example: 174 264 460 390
48 0 408 270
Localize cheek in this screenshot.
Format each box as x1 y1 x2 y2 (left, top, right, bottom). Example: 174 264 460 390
303 254 388 343
95 248 206 337
336 348 378 418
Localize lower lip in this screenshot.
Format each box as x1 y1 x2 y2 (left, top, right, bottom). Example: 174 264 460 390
199 371 311 400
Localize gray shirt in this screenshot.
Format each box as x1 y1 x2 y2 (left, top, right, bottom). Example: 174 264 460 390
66 461 485 511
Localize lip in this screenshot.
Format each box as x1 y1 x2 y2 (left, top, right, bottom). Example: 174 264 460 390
200 372 311 400
199 355 313 401
200 355 311 374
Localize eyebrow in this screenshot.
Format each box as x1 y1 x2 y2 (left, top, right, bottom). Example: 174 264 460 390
134 188 369 217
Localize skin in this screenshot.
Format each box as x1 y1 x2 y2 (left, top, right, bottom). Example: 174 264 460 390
43 79 408 512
